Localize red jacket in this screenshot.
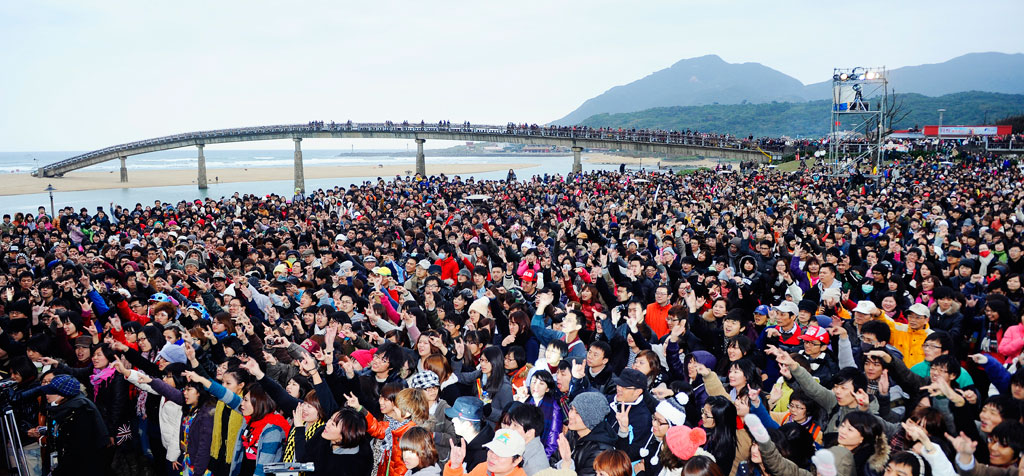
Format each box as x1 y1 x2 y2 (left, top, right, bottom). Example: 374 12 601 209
435 256 460 283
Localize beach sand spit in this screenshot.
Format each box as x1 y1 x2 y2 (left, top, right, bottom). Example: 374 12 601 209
0 163 539 196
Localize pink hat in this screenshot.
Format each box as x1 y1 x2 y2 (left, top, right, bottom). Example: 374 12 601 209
665 426 707 460
351 349 376 368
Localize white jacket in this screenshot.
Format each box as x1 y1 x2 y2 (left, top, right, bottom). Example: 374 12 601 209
128 370 183 462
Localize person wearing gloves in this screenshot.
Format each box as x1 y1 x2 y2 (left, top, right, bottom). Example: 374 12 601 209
444 428 527 476
743 414 853 476
42 374 113 476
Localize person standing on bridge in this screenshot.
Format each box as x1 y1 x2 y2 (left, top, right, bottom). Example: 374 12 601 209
293 188 304 203
507 169 517 183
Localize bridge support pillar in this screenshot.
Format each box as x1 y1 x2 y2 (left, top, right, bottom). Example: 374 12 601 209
197 144 208 189
415 138 426 176
119 156 128 182
571 147 583 174
293 138 305 195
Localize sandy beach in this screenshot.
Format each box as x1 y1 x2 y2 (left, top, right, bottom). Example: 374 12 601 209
583 151 732 168
0 163 538 196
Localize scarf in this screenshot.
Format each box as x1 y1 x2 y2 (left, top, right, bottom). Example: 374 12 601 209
381 415 409 453
136 351 156 416
241 412 291 460
283 420 324 462
90 365 117 389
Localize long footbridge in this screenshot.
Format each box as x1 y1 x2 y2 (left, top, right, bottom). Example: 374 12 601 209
33 122 772 192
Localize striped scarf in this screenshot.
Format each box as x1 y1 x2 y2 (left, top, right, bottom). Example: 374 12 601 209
283 420 324 462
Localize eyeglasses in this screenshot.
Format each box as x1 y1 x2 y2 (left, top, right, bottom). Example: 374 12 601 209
922 343 942 350
652 418 670 426
701 408 712 418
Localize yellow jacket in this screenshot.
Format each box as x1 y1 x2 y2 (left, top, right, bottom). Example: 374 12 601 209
881 315 932 368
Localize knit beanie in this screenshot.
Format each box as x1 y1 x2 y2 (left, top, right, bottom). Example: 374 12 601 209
469 298 490 317
570 392 610 429
665 426 707 461
655 393 689 427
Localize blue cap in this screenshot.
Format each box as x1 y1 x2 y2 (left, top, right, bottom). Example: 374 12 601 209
755 305 770 315
444 396 484 422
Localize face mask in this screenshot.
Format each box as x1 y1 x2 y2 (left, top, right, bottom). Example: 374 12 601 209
860 342 877 354
437 252 447 260
979 250 991 258
861 284 874 294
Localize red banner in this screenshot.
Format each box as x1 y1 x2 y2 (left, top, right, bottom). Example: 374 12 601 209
922 125 1011 137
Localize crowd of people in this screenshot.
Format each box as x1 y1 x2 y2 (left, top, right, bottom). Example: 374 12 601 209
3 154 1024 476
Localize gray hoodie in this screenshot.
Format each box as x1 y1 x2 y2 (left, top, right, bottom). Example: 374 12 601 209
522 436 551 476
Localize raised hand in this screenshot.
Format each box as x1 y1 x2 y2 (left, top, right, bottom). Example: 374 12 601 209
571 360 586 380
184 371 210 388
240 357 264 380
945 432 978 464
734 395 751 417
854 388 870 409
449 438 467 469
614 402 631 430
866 350 892 364
300 353 319 374
878 369 890 396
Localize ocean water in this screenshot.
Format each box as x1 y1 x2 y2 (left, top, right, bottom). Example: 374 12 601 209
0 149 633 214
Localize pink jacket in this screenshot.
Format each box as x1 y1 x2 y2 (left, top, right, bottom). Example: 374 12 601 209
998 324 1024 361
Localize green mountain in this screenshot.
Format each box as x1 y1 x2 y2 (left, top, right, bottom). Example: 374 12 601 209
556 52 1024 125
577 91 1024 138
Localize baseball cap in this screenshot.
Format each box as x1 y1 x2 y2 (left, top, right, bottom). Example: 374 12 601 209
799 326 830 345
907 303 930 318
611 368 648 391
483 428 526 458
852 300 878 315
754 305 771 315
418 259 432 270
772 301 800 316
521 269 537 283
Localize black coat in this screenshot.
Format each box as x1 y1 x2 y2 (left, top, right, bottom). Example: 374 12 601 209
567 420 617 476
47 394 111 476
66 365 132 443
294 431 373 476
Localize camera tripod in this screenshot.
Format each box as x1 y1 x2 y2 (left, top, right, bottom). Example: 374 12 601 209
1 405 29 476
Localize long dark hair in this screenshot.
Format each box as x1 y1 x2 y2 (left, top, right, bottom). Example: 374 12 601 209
703 396 737 469
481 346 506 395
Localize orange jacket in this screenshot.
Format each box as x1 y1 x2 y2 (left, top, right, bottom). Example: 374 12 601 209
366 413 414 476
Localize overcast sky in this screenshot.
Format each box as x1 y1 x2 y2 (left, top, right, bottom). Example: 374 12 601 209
2 0 1021 152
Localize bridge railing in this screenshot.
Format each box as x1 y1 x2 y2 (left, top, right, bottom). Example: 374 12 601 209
39 122 769 175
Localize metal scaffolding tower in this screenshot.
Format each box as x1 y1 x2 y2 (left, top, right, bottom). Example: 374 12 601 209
828 67 888 175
